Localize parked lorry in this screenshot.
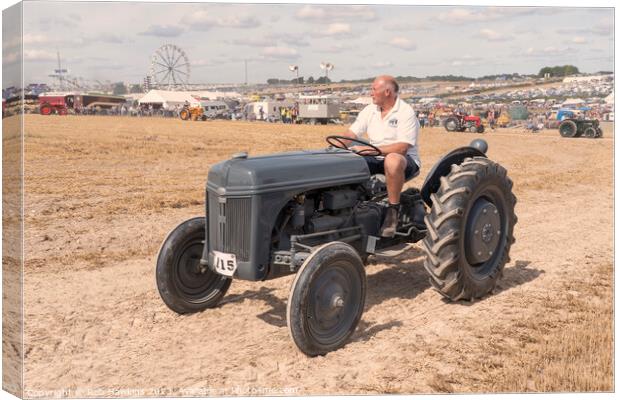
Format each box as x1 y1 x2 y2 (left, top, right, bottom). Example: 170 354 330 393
298 95 340 124
38 92 126 115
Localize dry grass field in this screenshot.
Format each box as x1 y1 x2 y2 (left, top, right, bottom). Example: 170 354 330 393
14 115 613 396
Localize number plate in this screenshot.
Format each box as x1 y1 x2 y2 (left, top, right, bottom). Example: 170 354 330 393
213 251 237 277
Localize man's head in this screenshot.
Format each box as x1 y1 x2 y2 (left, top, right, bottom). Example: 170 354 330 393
371 75 399 107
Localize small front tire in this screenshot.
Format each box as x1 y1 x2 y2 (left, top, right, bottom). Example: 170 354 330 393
287 242 366 356
583 127 597 138
156 217 231 314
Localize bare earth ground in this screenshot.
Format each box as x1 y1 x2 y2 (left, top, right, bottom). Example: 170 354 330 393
18 115 613 396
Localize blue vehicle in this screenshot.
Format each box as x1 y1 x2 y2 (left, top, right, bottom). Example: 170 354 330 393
556 107 592 121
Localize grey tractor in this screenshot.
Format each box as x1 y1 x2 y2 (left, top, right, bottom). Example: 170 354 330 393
156 136 517 356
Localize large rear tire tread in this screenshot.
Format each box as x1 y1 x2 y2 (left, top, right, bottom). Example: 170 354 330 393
444 116 460 132
422 157 517 301
559 120 578 137
156 217 232 314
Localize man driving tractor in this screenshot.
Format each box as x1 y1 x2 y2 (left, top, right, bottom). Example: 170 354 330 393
337 75 421 237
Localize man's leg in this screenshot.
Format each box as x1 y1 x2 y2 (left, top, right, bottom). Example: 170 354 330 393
384 153 407 204
380 153 407 237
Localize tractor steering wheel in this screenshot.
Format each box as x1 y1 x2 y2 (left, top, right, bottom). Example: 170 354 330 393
326 135 382 157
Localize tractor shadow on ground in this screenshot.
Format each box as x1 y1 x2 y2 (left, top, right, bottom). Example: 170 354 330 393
221 286 288 328
363 245 430 312
439 259 544 306
494 260 544 295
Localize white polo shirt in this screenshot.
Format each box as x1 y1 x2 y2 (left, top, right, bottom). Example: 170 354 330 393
349 97 421 167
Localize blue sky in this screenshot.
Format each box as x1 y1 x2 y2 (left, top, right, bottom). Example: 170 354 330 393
5 1 615 85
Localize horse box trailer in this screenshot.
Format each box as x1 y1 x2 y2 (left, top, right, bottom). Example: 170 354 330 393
298 95 340 125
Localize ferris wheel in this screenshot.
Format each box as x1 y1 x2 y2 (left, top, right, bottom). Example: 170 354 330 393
149 44 190 90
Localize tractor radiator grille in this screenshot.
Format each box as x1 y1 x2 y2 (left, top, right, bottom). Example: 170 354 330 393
208 192 251 261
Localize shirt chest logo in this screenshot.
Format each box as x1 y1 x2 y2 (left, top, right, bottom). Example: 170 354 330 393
388 118 398 127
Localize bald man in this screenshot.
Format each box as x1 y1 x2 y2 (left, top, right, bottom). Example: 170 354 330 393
341 75 421 237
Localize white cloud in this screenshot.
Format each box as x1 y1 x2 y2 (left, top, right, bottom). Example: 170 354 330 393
295 5 376 22
139 24 184 37
325 23 351 36
320 43 358 54
230 37 265 47
522 46 577 58
296 5 325 19
23 33 51 46
438 8 482 24
24 50 57 62
436 7 543 25
181 10 260 30
261 46 299 60
384 21 431 32
373 61 394 68
216 16 260 29
477 29 513 42
388 36 416 50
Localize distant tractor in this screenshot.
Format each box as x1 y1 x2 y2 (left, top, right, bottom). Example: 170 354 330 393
180 105 207 121
444 113 485 133
496 113 511 128
558 118 603 138
39 94 69 115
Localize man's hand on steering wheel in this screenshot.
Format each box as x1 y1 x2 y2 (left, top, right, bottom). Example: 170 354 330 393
326 135 382 157
350 145 383 156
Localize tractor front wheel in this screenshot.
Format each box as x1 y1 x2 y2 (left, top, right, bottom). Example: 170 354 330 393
477 125 485 134
596 127 603 138
180 109 190 121
287 242 366 356
156 217 232 314
583 127 597 138
422 157 517 301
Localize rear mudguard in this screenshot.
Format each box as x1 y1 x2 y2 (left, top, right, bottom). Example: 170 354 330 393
420 146 487 207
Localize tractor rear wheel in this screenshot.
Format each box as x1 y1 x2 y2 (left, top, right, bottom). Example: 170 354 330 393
422 157 517 301
40 103 52 115
559 120 578 137
287 242 366 356
444 116 459 132
156 217 232 314
583 127 597 138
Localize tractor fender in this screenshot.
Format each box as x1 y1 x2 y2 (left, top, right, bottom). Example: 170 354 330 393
420 141 488 207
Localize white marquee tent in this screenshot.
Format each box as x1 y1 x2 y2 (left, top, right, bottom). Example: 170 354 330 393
562 98 586 107
345 96 372 105
138 90 200 110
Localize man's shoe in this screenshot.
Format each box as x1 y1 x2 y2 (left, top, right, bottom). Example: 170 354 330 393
380 205 399 238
